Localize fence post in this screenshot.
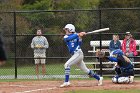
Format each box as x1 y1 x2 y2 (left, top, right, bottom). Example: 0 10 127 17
99 9 103 76
13 11 17 79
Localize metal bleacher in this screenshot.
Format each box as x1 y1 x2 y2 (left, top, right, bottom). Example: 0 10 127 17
84 40 140 76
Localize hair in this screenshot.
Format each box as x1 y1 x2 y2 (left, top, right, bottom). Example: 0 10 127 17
125 34 133 38
37 29 44 34
113 34 119 40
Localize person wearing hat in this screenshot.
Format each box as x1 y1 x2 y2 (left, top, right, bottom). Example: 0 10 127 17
60 24 103 87
109 49 134 84
96 49 134 84
121 32 137 62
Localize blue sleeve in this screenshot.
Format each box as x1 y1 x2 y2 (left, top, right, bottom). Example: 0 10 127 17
107 56 118 62
64 34 78 41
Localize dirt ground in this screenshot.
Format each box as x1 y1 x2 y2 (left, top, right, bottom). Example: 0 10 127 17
0 80 140 93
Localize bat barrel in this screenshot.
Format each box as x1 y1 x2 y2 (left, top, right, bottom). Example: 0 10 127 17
86 28 109 35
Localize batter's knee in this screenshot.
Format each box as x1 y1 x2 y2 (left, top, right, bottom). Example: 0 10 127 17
64 63 70 69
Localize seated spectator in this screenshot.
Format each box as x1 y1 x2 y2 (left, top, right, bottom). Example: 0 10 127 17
109 34 121 56
121 32 137 62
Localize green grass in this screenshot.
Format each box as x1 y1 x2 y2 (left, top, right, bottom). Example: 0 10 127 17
66 89 140 93
0 63 86 75
0 63 140 81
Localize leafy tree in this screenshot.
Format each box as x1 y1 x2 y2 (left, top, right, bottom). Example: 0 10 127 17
23 0 41 4
20 0 101 58
99 0 140 8
99 0 140 36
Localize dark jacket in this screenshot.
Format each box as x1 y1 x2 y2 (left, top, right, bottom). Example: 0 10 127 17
109 40 121 52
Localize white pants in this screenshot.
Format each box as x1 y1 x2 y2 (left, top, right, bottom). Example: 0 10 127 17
34 53 46 64
64 50 90 74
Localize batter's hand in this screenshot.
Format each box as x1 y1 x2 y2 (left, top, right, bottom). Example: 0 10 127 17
78 32 86 37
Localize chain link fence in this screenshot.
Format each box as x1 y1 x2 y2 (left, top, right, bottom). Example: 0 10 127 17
0 8 140 79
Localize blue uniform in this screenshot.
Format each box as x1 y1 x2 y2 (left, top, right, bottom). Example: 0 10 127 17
64 33 81 55
63 33 101 83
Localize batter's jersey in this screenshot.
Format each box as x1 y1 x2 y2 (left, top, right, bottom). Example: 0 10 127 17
64 33 82 55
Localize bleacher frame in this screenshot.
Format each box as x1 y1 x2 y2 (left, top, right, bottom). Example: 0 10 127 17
83 40 140 76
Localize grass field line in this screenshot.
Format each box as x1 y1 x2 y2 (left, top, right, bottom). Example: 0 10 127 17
14 86 57 93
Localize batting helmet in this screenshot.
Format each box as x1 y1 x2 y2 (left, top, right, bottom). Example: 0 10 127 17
112 49 123 56
64 24 75 32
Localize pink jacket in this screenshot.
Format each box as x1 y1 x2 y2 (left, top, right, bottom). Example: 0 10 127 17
121 38 138 56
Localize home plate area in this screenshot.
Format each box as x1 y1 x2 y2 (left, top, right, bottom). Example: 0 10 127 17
0 80 140 93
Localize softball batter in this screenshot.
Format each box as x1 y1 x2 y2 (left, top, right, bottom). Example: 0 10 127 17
60 24 103 87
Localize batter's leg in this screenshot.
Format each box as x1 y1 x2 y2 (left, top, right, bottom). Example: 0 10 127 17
76 60 100 80
76 60 103 85
60 52 83 87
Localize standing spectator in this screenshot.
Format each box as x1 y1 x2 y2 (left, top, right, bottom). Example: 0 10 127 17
0 33 7 66
109 34 121 56
122 32 137 62
31 29 49 79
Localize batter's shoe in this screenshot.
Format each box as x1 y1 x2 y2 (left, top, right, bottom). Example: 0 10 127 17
60 82 71 88
98 77 103 86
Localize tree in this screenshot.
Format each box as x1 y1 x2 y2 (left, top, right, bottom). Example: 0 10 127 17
99 0 140 36
99 0 140 8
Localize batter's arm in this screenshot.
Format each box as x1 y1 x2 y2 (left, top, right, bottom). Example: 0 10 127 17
64 34 78 41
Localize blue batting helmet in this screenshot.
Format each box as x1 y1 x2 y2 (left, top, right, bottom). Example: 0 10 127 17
112 49 123 56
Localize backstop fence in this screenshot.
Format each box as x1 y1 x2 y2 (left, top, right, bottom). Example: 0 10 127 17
0 8 140 79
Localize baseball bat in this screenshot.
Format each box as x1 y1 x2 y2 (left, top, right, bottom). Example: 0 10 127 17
86 28 109 35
